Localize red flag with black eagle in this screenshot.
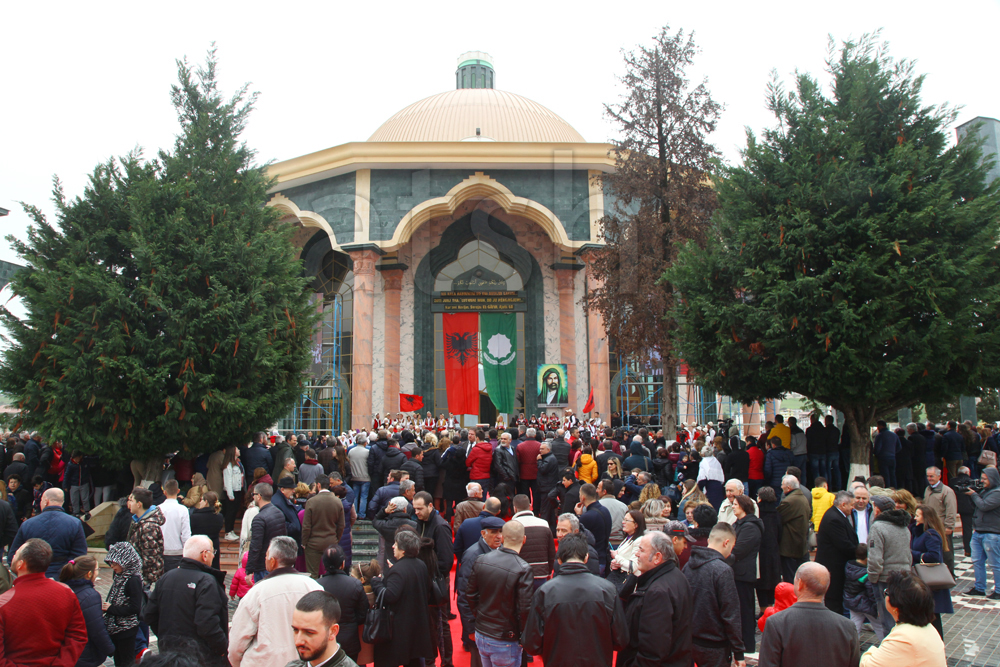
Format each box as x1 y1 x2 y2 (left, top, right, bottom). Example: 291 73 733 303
442 312 480 415
399 393 424 412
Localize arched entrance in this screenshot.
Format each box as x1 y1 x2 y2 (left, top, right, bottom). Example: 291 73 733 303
413 208 544 424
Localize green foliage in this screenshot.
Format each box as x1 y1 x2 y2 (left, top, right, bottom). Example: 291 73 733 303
0 50 319 462
666 35 1000 462
922 389 1000 425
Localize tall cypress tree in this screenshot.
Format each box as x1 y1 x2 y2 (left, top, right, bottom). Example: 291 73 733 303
666 35 1000 471
0 51 318 462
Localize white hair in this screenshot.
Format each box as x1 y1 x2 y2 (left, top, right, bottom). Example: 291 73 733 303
182 535 213 559
781 474 800 490
725 479 745 492
466 482 482 497
701 446 714 458
389 496 409 512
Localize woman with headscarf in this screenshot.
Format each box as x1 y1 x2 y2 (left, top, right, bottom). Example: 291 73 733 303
696 445 726 509
103 542 144 667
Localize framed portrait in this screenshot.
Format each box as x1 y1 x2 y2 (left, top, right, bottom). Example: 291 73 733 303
537 364 569 408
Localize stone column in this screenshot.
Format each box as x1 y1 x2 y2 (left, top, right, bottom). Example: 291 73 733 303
348 249 380 430
580 256 611 420
380 268 405 416
555 268 578 409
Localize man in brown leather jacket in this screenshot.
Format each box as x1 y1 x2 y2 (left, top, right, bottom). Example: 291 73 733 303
466 520 534 666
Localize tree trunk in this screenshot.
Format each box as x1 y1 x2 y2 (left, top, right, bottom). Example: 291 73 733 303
662 360 677 436
840 405 872 482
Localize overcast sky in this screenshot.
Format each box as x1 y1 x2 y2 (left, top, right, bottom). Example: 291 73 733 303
3 0 998 269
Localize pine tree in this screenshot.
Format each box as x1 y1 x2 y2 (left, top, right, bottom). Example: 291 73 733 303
666 35 1000 470
0 51 318 462
585 26 721 434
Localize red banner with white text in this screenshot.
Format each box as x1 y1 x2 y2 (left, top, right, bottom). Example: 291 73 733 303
442 312 480 416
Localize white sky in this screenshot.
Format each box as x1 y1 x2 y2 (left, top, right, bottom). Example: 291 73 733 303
2 0 998 269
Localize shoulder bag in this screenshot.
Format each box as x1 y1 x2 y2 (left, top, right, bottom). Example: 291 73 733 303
912 562 955 591
978 449 997 467
361 587 394 644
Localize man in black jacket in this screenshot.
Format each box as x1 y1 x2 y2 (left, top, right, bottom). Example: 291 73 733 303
144 535 228 666
246 483 287 583
549 430 571 468
536 443 559 529
467 521 533 666
682 523 744 667
619 531 693 667
401 449 426 492
456 516 504 654
575 483 611 574
242 432 273 480
490 431 519 491
522 533 627 667
551 470 580 516
814 491 858 614
378 440 407 490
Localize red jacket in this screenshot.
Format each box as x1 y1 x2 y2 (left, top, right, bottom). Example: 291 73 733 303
466 442 493 479
515 439 541 480
0 572 87 667
748 445 765 480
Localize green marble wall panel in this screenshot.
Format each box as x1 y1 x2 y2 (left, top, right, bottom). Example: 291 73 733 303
278 173 356 244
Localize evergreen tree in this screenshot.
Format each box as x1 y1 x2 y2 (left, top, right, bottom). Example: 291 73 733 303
666 35 1000 470
0 51 318 462
585 26 721 434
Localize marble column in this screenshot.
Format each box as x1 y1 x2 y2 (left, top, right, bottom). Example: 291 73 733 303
581 255 611 421
380 268 404 416
555 268 577 409
348 249 380 430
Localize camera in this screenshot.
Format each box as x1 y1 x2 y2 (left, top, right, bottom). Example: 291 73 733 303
952 478 985 493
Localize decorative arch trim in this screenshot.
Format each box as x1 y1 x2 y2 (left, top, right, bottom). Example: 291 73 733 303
266 194 340 248
387 172 573 250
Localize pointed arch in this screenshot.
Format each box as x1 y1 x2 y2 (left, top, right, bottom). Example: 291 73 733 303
386 172 572 250
266 194 340 247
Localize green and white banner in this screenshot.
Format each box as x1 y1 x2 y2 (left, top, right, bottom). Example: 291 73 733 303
480 312 517 414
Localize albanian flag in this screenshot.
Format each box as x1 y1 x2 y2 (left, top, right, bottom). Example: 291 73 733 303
399 393 424 412
443 312 480 415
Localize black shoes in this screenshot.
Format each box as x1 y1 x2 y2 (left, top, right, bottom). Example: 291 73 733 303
966 588 987 596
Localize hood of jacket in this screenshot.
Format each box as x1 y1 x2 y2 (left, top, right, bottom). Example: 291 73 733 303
472 441 492 454
984 466 1000 489
738 513 765 534
106 542 143 577
873 508 911 528
629 441 644 456
580 453 594 465
65 577 96 596
686 545 725 570
133 505 166 527
812 487 833 502
773 581 796 609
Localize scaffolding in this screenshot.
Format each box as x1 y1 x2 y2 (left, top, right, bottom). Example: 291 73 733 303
277 294 350 436
611 355 666 422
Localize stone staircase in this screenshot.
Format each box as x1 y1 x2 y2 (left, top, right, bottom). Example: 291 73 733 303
216 517 381 572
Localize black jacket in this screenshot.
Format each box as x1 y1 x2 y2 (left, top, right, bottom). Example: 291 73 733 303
371 556 434 666
723 448 750 485
490 446 519 487
367 440 390 492
951 473 977 515
552 527 600 576
727 514 763 583
66 578 115 667
467 546 534 641
757 500 782 593
416 509 454 577
0 500 17 550
440 444 470 501
246 503 287 573
682 547 744 660
372 509 417 565
550 438 571 468
554 481 581 515
144 558 228 662
420 446 441 480
318 569 370 657
815 505 858 613
618 559 693 667
272 489 302 542
242 445 273 479
190 507 225 569
457 538 492 628
401 458 426 492
522 561 628 667
379 447 407 485
536 453 559 494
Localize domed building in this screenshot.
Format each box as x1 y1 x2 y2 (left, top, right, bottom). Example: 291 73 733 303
267 52 619 432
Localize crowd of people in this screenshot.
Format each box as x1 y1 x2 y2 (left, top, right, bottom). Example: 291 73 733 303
0 412 995 667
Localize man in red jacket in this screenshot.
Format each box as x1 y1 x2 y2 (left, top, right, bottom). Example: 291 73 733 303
0 538 87 666
516 428 542 511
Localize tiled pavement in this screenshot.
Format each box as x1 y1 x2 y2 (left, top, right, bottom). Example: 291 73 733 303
93 547 998 666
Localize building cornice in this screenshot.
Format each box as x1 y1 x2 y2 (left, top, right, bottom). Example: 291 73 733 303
267 141 617 192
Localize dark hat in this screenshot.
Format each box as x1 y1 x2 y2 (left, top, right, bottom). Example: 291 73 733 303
871 495 895 512
667 520 696 543
277 477 296 489
480 516 505 530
